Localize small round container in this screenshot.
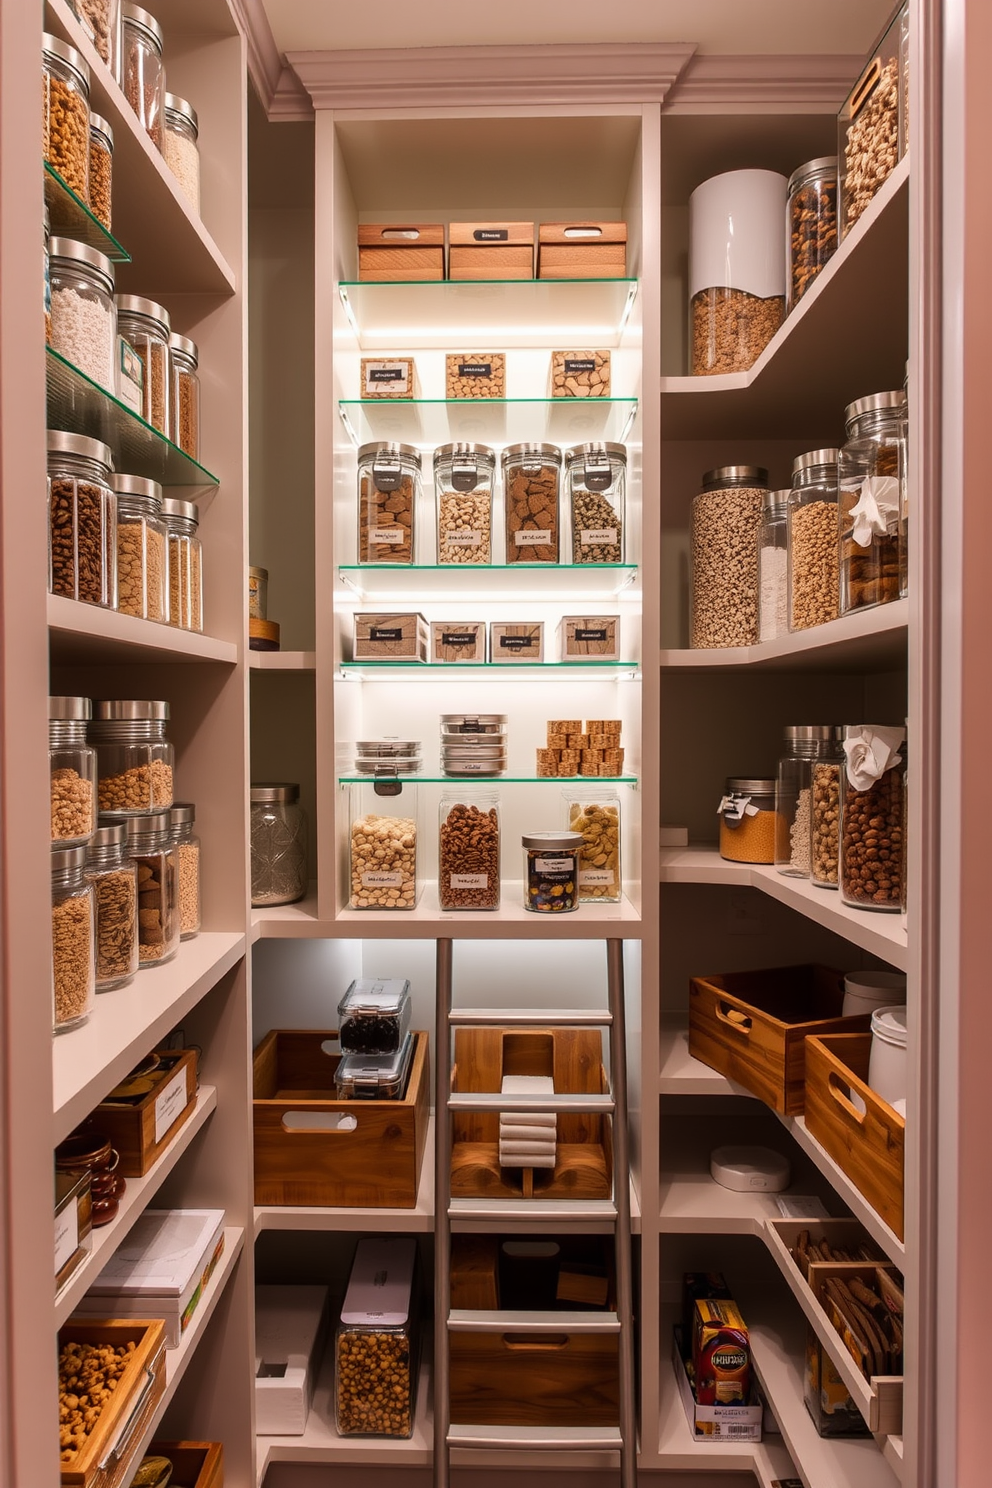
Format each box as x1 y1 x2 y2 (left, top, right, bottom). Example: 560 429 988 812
719 777 776 864
90 700 174 815
251 783 308 907
113 474 168 622
47 430 117 609
169 333 200 460
116 294 171 434
168 802 200 940
44 34 91 199
88 113 114 233
434 443 496 565
49 238 116 389
757 489 789 643
787 156 838 312
689 169 787 374
691 466 767 649
522 830 582 913
354 739 422 775
85 822 139 991
440 714 506 736
565 442 626 564
842 970 907 1018
439 792 500 910
50 696 97 846
123 809 179 966
162 93 200 213
162 497 202 632
357 442 420 564
52 845 96 1034
122 3 165 148
868 1005 908 1110
248 566 268 620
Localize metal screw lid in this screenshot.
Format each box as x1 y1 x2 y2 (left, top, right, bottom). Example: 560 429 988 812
762 489 790 513
725 776 776 796
115 295 171 333
50 696 92 720
783 725 844 742
522 831 584 850
122 3 164 48
112 473 164 504
169 802 196 825
51 845 88 871
702 466 768 490
564 442 628 465
124 809 172 840
357 441 421 463
844 391 906 425
168 332 198 363
502 443 562 465
161 497 198 524
164 93 198 134
88 822 129 851
94 700 170 721
42 33 90 87
46 430 115 469
792 448 840 476
249 566 268 579
251 782 300 803
49 238 115 288
787 156 838 194
89 114 114 149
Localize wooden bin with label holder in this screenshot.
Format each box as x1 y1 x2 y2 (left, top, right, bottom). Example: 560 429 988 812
358 224 444 281
448 222 534 280
91 1047 199 1177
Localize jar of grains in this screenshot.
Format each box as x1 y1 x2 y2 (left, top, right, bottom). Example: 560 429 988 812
49 238 116 390
810 731 847 890
116 295 171 434
719 777 776 864
787 449 840 632
757 489 789 642
112 474 168 621
838 4 906 238
90 700 174 815
85 822 138 991
44 206 52 345
162 498 202 632
68 0 121 70
502 443 562 563
162 93 200 213
565 442 626 564
439 791 500 911
689 169 787 374
357 442 419 564
88 114 113 234
564 789 622 903
122 4 165 149
349 789 417 911
690 465 767 649
774 726 843 877
123 810 179 965
839 391 906 615
787 157 838 312
50 697 97 847
168 802 200 940
250 783 308 907
47 431 117 609
52 846 96 1034
840 725 906 912
43 35 91 200
434 443 495 564
523 830 582 913
169 333 200 460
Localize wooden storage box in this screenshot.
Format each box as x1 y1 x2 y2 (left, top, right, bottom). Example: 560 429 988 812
358 224 444 282
804 1031 905 1239
489 621 544 663
59 1318 167 1488
56 1170 92 1292
449 222 534 281
360 356 418 400
688 965 871 1115
431 621 487 663
147 1443 223 1488
550 350 611 397
538 222 627 279
93 1048 199 1178
445 353 506 399
559 615 620 661
252 1029 430 1207
353 612 429 661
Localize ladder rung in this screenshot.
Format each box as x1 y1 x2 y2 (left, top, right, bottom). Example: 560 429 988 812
448 1309 620 1334
449 1008 612 1026
449 1093 614 1113
448 1424 623 1450
450 1197 617 1223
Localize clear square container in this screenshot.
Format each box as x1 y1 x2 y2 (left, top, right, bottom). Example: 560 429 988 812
335 1035 415 1100
337 978 412 1055
336 1238 418 1437
838 3 908 238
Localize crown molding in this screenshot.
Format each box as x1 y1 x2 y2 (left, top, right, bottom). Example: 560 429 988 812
230 0 312 119
665 53 861 113
286 41 698 111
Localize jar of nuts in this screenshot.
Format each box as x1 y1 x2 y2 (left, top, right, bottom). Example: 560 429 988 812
439 791 500 910
787 449 840 632
839 392 906 615
162 497 203 632
718 778 776 864
116 295 171 435
169 333 201 462
85 822 139 991
502 443 561 563
113 474 168 622
810 734 847 890
689 169 787 375
90 700 175 816
774 726 843 878
564 790 622 903
523 830 582 912
52 846 96 1034
336 1237 417 1438
350 791 417 911
840 725 906 912
122 4 166 149
47 431 118 610
434 443 495 565
565 442 626 564
358 442 420 564
838 5 907 238
787 157 838 313
44 34 91 201
163 93 200 215
50 697 97 847
250 782 308 906
691 466 767 649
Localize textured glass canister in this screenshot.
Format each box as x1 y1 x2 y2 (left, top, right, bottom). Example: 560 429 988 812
250 783 308 907
52 846 96 1033
122 4 165 148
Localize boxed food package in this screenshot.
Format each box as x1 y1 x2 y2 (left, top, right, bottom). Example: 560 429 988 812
559 615 620 661
550 350 611 398
804 1324 871 1437
358 224 444 281
673 1327 763 1443
353 613 429 661
449 222 534 281
490 621 544 663
255 1285 330 1436
360 357 418 399
692 1297 752 1406
336 1238 418 1437
445 353 506 399
430 621 487 663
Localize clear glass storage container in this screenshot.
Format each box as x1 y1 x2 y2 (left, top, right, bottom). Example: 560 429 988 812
162 93 200 213
336 1238 418 1438
757 489 789 643
335 1037 415 1100
88 114 113 233
358 442 419 564
840 725 906 912
50 696 97 846
564 788 621 903
250 782 308 907
566 442 626 564
43 34 91 200
162 497 202 632
169 333 200 461
44 205 52 346
787 156 838 312
113 474 168 621
124 809 179 965
502 443 561 563
338 979 412 1055
774 726 843 877
810 733 847 890
169 802 200 940
85 822 138 991
839 391 906 615
52 846 95 1034
788 449 840 631
691 466 767 649
838 3 907 238
90 700 174 815
434 443 495 565
47 430 117 610
349 788 417 911
116 294 171 434
719 777 776 864
689 169 787 374
122 3 165 149
49 238 116 390
439 791 500 910
67 0 120 70
523 829 582 913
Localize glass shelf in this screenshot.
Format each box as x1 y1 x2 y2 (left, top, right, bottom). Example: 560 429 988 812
45 162 130 262
46 347 219 489
339 396 638 448
338 563 638 599
338 774 637 785
340 660 640 678
338 277 639 349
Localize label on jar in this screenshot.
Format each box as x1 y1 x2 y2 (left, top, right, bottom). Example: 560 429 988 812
459 362 492 377
575 628 608 641
580 869 615 886
580 528 617 546
564 358 596 373
441 631 480 646
443 531 483 547
515 531 552 546
369 627 403 641
365 364 410 393
535 857 573 873
55 1202 78 1277
369 528 404 545
450 873 489 888
154 1067 190 1145
496 635 534 650
118 338 144 414
362 871 403 887
474 228 509 241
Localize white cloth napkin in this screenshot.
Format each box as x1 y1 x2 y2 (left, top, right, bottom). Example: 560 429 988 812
843 725 905 791
848 475 900 547
498 1075 556 1169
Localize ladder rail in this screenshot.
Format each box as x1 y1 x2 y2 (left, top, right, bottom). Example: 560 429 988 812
434 938 454 1488
607 937 638 1488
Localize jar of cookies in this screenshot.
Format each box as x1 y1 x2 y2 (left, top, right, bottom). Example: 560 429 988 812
434 443 495 565
501 443 561 563
357 442 419 564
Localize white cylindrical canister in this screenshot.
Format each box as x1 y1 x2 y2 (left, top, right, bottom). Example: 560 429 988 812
868 1004 908 1111
689 168 789 301
842 969 907 1017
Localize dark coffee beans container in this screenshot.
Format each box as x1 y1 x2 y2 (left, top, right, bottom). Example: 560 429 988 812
840 726 906 912
337 978 412 1055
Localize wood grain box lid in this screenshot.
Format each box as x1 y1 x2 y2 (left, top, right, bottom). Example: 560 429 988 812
449 222 534 246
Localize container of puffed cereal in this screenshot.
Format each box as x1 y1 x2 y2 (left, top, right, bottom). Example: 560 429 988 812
563 790 622 903
349 788 418 910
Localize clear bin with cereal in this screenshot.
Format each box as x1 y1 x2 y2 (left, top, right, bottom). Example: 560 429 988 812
168 802 200 940
47 431 117 610
250 782 308 907
358 442 419 564
122 3 165 149
162 497 203 632
169 333 201 461
90 700 175 816
502 442 561 563
163 93 200 214
564 789 622 903
439 791 500 910
43 35 90 200
839 391 906 615
810 733 846 890
50 696 97 847
434 443 495 565
718 777 776 864
787 449 840 632
336 1238 418 1438
52 846 96 1034
757 489 789 643
565 442 625 564
49 239 116 391
774 726 843 878
85 823 138 992
113 474 168 622
88 114 113 234
350 789 418 911
67 0 121 70
838 3 907 238
123 809 179 966
691 466 767 649
840 725 906 912
787 156 838 312
116 295 171 435
689 169 787 375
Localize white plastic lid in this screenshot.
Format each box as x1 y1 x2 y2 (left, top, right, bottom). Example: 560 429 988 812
871 1005 908 1048
340 1237 416 1326
689 169 788 300
710 1144 791 1192
844 970 907 1001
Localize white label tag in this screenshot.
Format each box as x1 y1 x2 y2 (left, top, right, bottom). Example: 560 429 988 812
55 1203 79 1276
369 528 404 545
154 1067 190 1145
580 869 614 885
450 874 489 889
775 1194 830 1220
535 857 573 873
363 871 403 887
443 531 483 546
118 338 144 414
515 530 552 546
580 528 617 545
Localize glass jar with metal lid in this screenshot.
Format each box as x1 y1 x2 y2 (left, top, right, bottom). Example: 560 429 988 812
349 787 416 911
49 238 116 389
85 822 138 991
718 777 776 864
502 443 561 563
162 93 200 213
123 809 179 965
810 731 847 890
90 700 174 815
839 391 906 614
357 442 419 564
162 497 202 632
168 802 200 940
44 205 52 345
564 788 622 903
566 442 626 563
787 156 838 312
116 295 171 433
787 449 840 632
439 791 500 910
774 726 843 877
169 333 200 460
434 443 495 564
43 34 91 199
52 846 96 1033
112 473 168 622
757 489 789 642
251 783 308 907
523 830 582 913
47 431 117 609
50 697 97 847
122 3 165 148
839 725 906 912
88 114 114 233
690 466 767 649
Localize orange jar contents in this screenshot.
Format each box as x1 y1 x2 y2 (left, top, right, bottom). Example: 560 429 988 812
718 777 776 864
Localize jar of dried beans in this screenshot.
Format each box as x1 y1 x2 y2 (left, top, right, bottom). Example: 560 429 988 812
774 726 842 878
85 822 138 991
787 449 840 632
787 156 838 312
840 725 906 912
502 442 561 563
123 809 179 965
839 391 906 615
691 465 767 649
44 34 91 201
122 3 165 149
162 498 202 632
757 489 788 643
168 802 200 940
810 733 846 890
434 442 495 565
90 699 175 816
112 473 168 622
88 114 113 234
52 846 95 1033
689 169 787 375
49 238 116 390
357 442 419 564
50 697 97 847
168 333 200 461
116 295 171 434
439 791 500 911
718 778 776 864
250 783 308 907
565 442 626 564
162 93 200 213
47 430 117 609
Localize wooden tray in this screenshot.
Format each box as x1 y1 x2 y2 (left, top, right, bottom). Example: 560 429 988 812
147 1442 223 1488
358 224 445 282
449 222 534 281
804 1032 905 1239
94 1048 199 1177
252 1029 430 1207
688 964 870 1114
451 1027 612 1200
59 1318 166 1488
538 221 627 279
